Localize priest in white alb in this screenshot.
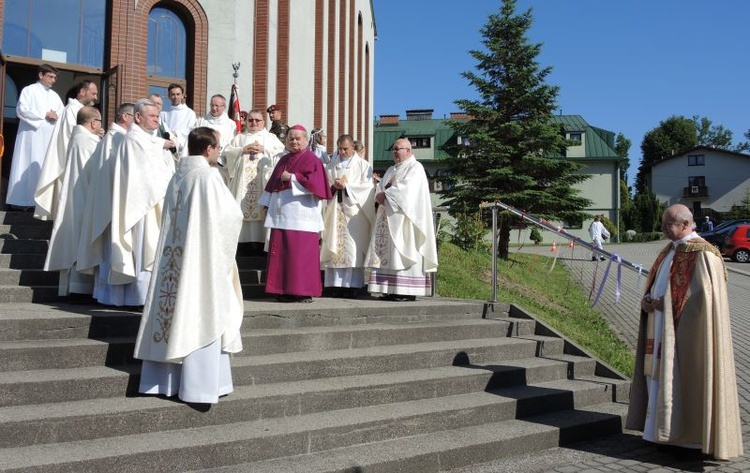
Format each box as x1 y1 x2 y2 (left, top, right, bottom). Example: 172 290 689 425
6 64 63 208
160 84 196 157
75 103 134 303
221 109 284 247
194 94 237 151
43 106 102 296
320 134 375 297
365 138 437 301
108 99 177 306
34 80 99 221
134 127 244 404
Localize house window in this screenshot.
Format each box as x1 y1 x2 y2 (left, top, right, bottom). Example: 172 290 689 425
688 154 705 166
688 176 705 187
2 0 106 68
409 137 431 149
568 133 582 142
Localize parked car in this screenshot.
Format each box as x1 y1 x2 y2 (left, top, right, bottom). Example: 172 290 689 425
700 219 750 250
722 224 750 263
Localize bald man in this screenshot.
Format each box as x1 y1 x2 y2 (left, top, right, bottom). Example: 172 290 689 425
365 138 437 301
626 204 742 460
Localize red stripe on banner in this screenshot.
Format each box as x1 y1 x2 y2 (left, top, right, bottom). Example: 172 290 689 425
229 83 242 132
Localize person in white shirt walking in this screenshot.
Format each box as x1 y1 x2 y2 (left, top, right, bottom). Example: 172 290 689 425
588 215 610 261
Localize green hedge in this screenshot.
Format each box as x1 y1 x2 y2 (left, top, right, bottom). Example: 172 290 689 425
628 231 662 243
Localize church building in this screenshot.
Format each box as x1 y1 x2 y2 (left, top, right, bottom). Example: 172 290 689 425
0 0 376 203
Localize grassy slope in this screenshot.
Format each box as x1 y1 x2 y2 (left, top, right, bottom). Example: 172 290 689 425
437 242 635 376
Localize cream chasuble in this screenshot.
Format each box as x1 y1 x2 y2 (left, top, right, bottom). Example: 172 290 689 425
365 156 437 273
134 156 243 363
34 98 84 220
75 123 128 274
321 154 375 278
626 235 743 460
109 124 175 286
44 125 100 294
222 129 284 242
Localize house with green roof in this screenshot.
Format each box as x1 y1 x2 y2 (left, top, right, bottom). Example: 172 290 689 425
372 110 623 241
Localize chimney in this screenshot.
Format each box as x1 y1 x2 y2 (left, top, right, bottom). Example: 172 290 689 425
449 112 471 120
379 114 400 125
405 109 433 120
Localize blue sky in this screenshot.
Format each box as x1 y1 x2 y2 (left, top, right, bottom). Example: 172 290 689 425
373 0 750 184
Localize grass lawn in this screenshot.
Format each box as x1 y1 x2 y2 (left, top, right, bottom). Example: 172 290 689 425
437 242 635 377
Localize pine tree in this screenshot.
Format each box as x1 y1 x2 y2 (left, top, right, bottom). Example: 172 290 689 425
440 0 590 259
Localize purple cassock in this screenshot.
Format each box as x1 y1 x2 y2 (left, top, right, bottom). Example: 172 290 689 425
264 148 332 298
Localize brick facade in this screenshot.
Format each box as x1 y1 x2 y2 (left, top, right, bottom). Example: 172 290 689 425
0 0 376 189
109 0 208 115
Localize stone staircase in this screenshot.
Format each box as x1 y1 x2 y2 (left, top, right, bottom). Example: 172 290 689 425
0 211 57 303
0 209 631 472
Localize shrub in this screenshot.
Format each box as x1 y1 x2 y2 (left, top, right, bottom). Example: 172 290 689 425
600 215 618 241
630 231 662 243
449 209 488 252
529 227 543 245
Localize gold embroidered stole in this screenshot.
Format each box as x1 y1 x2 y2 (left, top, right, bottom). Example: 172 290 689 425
643 238 723 375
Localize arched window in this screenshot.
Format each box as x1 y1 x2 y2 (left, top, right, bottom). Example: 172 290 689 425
148 7 186 80
1 0 105 68
147 7 187 113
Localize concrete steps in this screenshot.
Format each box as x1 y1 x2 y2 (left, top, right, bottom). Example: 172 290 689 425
0 210 630 472
0 397 626 473
0 211 56 303
190 403 627 473
0 300 630 472
0 359 608 448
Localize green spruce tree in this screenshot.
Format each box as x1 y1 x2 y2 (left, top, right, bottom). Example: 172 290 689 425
440 0 590 259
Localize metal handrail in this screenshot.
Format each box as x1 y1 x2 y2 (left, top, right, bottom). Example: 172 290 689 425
479 201 651 315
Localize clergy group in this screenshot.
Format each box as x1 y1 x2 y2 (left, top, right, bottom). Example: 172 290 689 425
5 71 439 403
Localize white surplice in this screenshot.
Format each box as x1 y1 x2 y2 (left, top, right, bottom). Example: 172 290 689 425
34 98 84 220
194 113 237 151
365 155 438 296
6 82 64 207
134 155 243 404
321 153 376 288
160 104 197 157
108 124 175 305
44 125 101 295
222 129 285 242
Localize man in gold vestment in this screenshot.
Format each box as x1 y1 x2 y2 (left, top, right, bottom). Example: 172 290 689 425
626 204 742 460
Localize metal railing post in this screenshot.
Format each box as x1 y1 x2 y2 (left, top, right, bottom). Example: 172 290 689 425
431 208 443 297
490 205 498 304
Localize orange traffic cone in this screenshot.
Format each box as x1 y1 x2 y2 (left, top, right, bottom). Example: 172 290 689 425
550 241 557 252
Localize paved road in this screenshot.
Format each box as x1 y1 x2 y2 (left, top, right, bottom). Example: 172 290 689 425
451 240 750 472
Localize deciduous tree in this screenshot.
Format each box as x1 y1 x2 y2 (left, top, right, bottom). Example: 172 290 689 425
635 115 696 194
